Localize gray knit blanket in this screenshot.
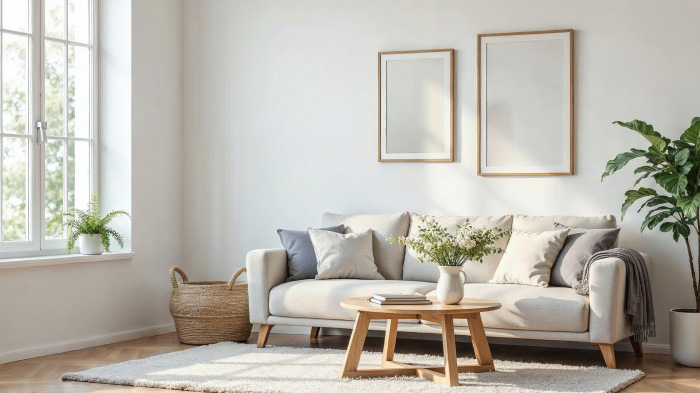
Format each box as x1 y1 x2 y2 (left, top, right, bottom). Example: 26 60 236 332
575 248 655 343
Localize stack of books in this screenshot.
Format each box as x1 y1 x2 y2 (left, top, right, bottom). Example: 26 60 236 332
369 293 432 305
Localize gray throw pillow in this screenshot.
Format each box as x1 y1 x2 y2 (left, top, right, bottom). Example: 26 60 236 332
278 225 344 281
550 223 621 288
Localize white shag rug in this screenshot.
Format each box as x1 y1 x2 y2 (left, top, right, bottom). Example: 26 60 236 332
63 342 644 393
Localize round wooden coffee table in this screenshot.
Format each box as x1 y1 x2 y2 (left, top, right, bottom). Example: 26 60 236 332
339 296 501 387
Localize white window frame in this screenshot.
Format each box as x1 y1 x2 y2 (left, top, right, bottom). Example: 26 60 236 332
0 0 98 258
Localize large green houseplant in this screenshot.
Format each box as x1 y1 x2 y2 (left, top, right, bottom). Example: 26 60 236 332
602 117 700 366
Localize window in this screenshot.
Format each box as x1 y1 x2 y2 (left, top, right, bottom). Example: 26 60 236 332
0 0 96 256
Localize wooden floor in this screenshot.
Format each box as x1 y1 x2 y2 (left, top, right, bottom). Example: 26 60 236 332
1 331 699 392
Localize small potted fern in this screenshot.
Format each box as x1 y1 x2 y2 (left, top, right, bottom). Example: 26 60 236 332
48 194 130 255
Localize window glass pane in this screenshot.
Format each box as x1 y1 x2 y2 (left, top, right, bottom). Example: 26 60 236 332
2 33 28 135
44 0 64 39
2 137 28 241
67 0 89 43
45 40 64 137
66 140 89 212
44 140 64 239
67 45 89 138
2 0 29 33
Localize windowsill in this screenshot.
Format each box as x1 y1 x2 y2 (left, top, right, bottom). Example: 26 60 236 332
0 252 136 270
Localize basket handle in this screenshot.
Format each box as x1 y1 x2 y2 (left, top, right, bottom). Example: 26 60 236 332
170 266 189 289
228 267 247 289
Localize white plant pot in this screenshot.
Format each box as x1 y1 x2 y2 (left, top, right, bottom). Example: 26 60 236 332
78 234 104 255
436 266 466 305
670 308 700 367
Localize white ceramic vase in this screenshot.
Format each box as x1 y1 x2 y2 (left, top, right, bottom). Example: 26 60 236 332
79 234 104 255
436 266 466 305
670 308 700 367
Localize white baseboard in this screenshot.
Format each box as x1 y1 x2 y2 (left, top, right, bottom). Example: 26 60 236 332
0 323 176 365
256 324 671 355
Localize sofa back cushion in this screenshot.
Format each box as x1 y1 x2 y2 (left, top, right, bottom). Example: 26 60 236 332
513 214 617 231
549 223 621 288
402 214 513 283
321 212 410 280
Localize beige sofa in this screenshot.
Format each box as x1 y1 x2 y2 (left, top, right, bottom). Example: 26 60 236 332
247 213 650 368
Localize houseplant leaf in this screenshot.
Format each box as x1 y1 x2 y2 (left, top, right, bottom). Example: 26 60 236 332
680 117 700 147
672 221 691 242
680 161 694 175
659 221 674 232
621 187 658 220
601 149 647 180
634 172 653 186
656 171 688 196
632 165 660 186
674 148 690 166
644 148 667 165
613 120 668 151
634 166 657 174
641 209 672 232
677 194 700 219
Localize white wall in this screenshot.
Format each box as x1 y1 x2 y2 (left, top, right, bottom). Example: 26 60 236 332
0 0 183 363
129 0 183 342
100 0 132 249
181 0 700 350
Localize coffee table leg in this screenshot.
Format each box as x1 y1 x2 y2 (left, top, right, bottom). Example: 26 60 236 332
467 312 494 366
441 314 459 387
382 318 398 365
341 311 370 376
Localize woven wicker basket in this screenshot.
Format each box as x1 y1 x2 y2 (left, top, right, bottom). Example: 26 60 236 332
169 266 252 345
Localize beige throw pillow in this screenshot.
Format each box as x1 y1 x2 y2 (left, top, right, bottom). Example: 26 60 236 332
321 212 410 280
309 228 384 280
488 229 570 287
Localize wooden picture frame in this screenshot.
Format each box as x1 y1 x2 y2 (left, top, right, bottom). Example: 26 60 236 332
477 30 574 176
378 49 454 162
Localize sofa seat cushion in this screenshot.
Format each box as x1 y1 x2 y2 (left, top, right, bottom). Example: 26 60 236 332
424 284 589 332
269 279 436 321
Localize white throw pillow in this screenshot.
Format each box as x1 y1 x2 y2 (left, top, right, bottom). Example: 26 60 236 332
309 228 384 280
488 228 570 287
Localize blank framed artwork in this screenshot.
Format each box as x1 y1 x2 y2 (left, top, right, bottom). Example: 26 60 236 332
477 30 574 176
378 49 454 162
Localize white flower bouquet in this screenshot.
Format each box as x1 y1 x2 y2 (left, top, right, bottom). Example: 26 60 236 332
388 215 511 267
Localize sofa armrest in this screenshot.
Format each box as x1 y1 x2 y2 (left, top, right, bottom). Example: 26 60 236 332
588 257 628 344
246 249 288 324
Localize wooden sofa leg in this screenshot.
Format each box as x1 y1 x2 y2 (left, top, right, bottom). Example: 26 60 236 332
257 324 273 348
630 337 643 358
310 326 320 340
599 344 617 369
